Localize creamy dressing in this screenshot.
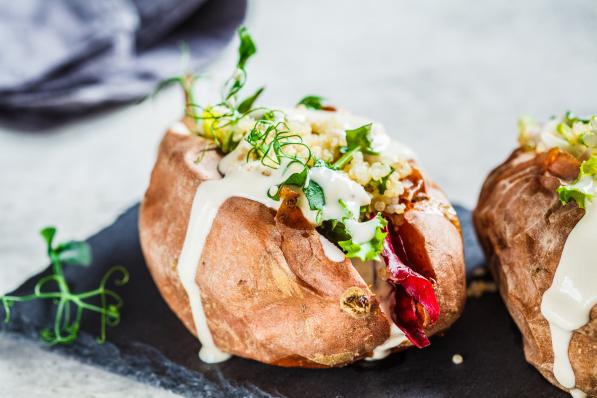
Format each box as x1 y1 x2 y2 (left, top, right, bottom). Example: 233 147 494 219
540 201 597 396
170 121 191 135
570 388 587 398
319 235 346 262
177 162 289 363
345 218 379 244
367 324 408 361
305 166 371 221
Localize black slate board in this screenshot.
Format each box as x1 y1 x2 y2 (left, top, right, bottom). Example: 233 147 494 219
1 204 566 397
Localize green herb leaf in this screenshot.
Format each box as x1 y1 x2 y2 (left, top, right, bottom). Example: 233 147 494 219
317 219 351 244
557 155 597 209
268 165 308 200
238 86 265 114
338 213 388 261
333 123 378 169
55 241 92 267
237 27 257 70
343 123 378 155
303 180 326 211
297 95 324 110
40 226 57 248
223 27 257 101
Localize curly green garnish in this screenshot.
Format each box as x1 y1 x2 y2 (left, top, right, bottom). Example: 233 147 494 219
0 227 129 345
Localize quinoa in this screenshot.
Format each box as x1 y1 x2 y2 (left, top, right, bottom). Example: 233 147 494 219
221 107 416 215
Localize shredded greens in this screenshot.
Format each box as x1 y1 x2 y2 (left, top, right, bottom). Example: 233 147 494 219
518 112 597 157
557 155 597 209
0 227 129 345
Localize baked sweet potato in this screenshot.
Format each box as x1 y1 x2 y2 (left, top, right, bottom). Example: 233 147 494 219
474 115 597 396
139 123 466 367
139 26 465 368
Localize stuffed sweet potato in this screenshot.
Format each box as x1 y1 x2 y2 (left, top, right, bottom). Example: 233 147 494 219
139 27 466 367
474 114 597 396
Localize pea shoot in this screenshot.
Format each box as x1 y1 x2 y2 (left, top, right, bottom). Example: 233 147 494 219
0 227 129 345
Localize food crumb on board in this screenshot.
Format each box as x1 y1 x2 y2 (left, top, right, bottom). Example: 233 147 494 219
452 354 464 365
466 280 497 298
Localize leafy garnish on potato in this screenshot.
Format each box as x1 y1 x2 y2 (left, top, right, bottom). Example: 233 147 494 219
557 155 597 209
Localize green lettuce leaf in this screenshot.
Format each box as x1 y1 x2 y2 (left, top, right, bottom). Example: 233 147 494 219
338 213 388 261
556 155 597 209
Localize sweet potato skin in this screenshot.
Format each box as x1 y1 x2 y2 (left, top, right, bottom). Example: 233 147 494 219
474 148 596 395
139 129 466 367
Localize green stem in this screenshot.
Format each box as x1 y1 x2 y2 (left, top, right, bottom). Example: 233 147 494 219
333 147 359 169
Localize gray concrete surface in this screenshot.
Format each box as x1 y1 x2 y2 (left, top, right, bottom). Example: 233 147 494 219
1 0 596 396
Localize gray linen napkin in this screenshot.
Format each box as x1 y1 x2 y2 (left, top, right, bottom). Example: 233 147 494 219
0 0 246 128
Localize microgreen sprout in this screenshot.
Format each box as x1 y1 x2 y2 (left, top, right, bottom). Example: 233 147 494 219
245 116 312 169
0 227 129 345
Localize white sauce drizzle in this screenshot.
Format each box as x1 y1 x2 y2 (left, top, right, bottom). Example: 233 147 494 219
177 163 288 363
319 235 346 262
345 218 379 244
304 166 371 222
570 388 587 398
178 157 376 362
170 121 190 135
540 201 597 396
366 324 408 361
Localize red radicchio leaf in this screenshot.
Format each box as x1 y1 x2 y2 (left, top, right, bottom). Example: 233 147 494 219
389 283 430 348
381 226 440 348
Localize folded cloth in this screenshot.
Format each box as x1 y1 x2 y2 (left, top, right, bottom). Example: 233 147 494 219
0 0 246 128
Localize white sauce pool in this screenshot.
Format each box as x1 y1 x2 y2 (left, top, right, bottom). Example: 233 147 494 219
540 201 597 396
